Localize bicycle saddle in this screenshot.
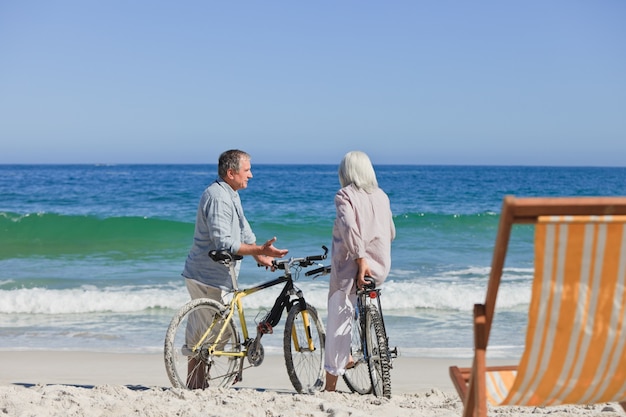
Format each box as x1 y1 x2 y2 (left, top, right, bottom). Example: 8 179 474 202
362 276 376 290
208 250 243 263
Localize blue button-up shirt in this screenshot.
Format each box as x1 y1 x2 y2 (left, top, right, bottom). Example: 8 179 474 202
182 178 256 290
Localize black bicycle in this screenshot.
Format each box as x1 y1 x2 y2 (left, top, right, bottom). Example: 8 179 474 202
306 266 397 398
164 246 328 393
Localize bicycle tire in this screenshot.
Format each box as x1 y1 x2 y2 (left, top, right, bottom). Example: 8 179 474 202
342 302 372 394
283 302 325 393
164 298 241 389
365 304 391 398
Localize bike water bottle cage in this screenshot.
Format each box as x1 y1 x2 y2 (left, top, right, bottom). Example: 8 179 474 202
208 250 243 264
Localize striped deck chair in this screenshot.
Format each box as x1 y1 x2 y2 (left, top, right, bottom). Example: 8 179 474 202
449 196 626 417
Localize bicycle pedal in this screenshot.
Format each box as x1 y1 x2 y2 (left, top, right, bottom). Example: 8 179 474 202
389 346 399 359
257 322 273 334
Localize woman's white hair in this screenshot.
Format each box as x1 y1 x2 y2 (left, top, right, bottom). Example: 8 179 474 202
338 151 378 193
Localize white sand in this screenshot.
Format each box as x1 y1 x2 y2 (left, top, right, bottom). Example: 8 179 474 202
0 351 624 416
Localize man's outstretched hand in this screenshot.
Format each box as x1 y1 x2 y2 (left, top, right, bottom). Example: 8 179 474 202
254 237 288 269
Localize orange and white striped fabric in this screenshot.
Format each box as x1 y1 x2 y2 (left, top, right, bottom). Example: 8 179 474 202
486 215 626 407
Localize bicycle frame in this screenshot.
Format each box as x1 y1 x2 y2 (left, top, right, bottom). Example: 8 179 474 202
193 255 318 360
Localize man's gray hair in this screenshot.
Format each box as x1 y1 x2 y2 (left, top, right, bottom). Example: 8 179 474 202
218 149 251 178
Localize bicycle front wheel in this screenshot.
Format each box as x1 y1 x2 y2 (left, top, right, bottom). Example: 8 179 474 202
283 302 325 393
365 304 391 398
164 298 241 389
343 303 372 394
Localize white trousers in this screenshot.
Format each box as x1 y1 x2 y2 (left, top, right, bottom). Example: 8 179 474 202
324 289 357 376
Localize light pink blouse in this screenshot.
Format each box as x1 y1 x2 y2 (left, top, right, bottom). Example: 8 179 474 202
329 184 396 295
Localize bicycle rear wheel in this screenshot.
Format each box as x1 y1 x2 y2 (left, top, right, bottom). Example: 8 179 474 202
164 298 241 389
365 304 391 398
342 302 372 394
283 302 325 393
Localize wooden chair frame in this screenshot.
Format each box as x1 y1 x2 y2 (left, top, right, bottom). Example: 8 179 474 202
449 195 626 417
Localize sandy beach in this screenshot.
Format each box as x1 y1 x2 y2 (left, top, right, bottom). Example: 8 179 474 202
1 351 624 417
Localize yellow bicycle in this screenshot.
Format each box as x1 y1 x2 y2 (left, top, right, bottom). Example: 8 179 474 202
164 246 328 393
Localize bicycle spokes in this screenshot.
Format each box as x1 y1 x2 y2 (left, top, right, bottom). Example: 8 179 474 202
164 299 242 389
365 305 391 398
343 306 373 395
284 303 325 393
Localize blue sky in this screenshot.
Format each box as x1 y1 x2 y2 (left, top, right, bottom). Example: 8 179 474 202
1 1 624 166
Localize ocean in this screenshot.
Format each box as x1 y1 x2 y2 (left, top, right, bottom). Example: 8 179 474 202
2 164 626 360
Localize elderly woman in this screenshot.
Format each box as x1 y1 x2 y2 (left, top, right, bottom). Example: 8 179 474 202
324 151 396 392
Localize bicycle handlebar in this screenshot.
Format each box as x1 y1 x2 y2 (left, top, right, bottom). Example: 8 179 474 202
304 265 331 277
210 246 329 275
304 266 376 291
305 250 328 261
271 245 328 270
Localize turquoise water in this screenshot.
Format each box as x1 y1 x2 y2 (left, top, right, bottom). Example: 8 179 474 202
1 164 625 358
